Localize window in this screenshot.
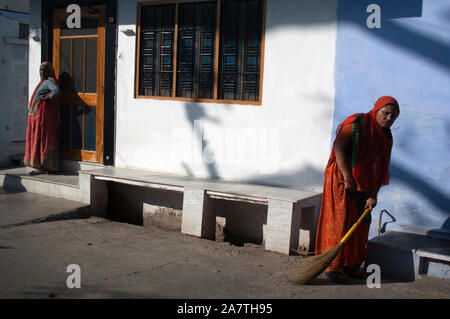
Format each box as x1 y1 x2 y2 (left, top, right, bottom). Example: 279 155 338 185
19 23 29 39
136 0 265 104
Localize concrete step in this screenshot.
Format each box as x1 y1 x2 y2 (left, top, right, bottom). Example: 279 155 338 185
0 160 103 203
366 231 450 281
0 166 88 203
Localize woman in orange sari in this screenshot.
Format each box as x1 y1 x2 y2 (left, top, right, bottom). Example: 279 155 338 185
315 96 400 283
24 62 61 175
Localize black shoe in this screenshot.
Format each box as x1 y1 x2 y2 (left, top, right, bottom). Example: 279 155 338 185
29 169 47 176
325 270 348 284
345 268 366 279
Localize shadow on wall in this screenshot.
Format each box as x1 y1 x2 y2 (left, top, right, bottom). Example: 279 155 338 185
390 161 450 214
119 0 448 79
183 102 223 179
338 0 450 71
269 0 448 72
389 161 450 231
260 0 446 73
58 72 94 151
182 95 326 190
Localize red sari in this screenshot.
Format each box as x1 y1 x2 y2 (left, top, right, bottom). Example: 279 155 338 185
315 96 400 272
24 75 61 172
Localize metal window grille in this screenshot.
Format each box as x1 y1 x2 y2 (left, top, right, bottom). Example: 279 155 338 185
138 0 263 102
176 2 216 99
139 4 176 97
218 0 262 101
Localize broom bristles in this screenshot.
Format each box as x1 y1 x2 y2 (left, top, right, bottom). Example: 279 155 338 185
291 242 344 284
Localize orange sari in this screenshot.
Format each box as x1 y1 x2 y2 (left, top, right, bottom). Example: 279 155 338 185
315 96 399 272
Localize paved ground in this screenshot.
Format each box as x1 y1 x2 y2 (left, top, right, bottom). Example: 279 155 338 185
0 188 449 300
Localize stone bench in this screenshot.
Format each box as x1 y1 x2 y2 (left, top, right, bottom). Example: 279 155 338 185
81 167 322 255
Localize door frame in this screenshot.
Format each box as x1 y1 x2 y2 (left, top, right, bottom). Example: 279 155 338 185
41 0 116 166
52 6 105 164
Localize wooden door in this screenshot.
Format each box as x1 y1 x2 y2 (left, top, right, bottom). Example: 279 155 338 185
52 6 105 163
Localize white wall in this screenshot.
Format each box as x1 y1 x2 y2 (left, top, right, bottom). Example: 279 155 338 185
28 0 40 100
0 11 29 166
115 0 337 191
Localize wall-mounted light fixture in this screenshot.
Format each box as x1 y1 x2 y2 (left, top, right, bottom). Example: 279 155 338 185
121 29 136 36
29 28 40 41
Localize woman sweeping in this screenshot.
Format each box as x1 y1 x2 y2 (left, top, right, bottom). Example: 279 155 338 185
24 62 62 175
315 96 400 283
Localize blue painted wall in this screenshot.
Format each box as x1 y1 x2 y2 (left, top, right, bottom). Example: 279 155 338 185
334 0 450 238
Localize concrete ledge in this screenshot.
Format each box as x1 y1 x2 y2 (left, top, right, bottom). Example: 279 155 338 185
82 167 319 202
84 167 322 255
367 231 450 281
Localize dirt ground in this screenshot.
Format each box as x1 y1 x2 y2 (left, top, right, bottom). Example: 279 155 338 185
0 189 449 301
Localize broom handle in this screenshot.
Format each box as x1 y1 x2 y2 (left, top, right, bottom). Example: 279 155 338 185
340 208 372 244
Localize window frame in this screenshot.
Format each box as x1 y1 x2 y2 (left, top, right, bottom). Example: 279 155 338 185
135 0 266 106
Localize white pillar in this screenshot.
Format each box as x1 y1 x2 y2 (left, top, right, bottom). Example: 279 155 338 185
265 199 294 255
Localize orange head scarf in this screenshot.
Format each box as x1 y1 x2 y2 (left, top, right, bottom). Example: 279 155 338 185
329 96 400 193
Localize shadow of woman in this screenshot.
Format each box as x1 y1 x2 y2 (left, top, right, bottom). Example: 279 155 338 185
57 72 93 153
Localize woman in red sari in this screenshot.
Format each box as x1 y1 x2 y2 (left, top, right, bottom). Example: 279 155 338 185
315 96 400 283
24 62 61 175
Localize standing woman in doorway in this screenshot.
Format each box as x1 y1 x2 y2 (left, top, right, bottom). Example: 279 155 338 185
24 62 62 175
315 96 400 283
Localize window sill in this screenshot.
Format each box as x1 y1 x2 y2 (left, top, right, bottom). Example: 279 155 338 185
134 95 262 106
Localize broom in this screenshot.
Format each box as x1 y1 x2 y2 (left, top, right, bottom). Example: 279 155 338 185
291 207 372 284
